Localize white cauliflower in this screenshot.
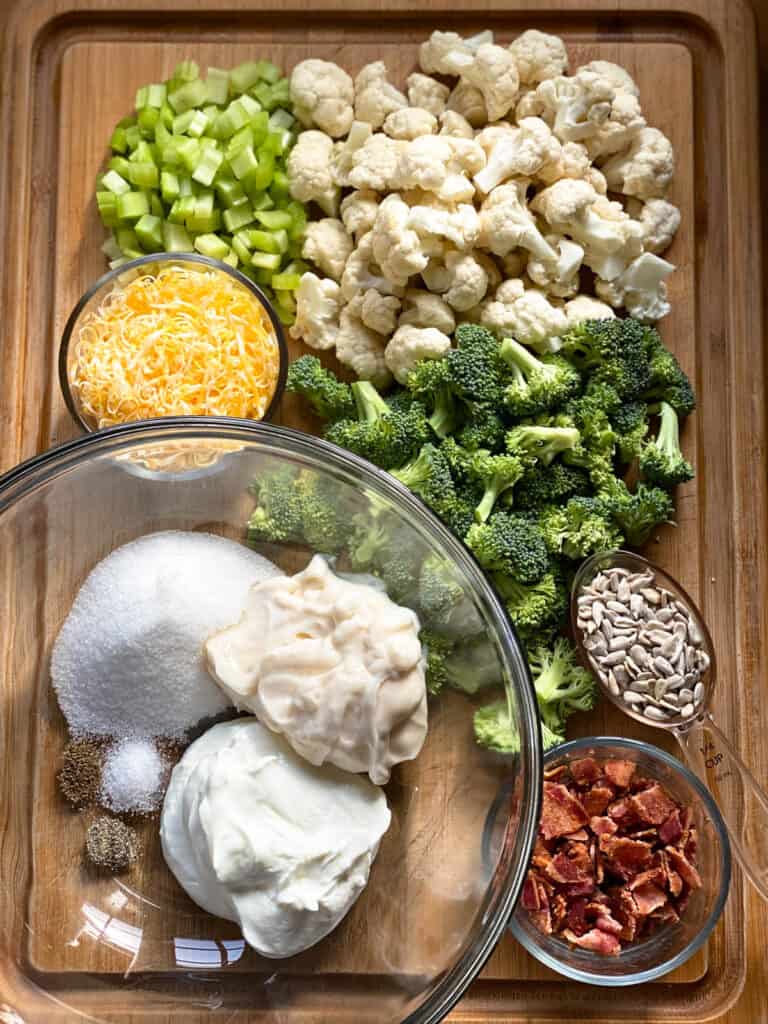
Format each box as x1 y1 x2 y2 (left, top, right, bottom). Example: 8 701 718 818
384 325 451 383
346 289 401 335
446 80 488 127
443 251 490 311
406 73 450 116
537 140 590 184
395 135 455 191
480 281 568 352
348 133 406 191
340 190 380 240
519 69 614 143
585 166 608 194
408 201 481 251
330 121 373 187
438 110 474 138
398 289 456 334
478 181 557 261
340 230 404 301
509 29 569 84
597 252 675 322
564 294 616 325
289 60 354 138
289 273 342 350
336 307 392 387
526 236 584 298
475 122 517 154
371 194 429 286
585 89 646 159
287 130 340 216
474 117 561 193
627 197 681 254
579 60 640 98
301 218 354 281
354 62 409 129
601 127 675 199
419 29 494 76
383 107 437 140
447 43 519 121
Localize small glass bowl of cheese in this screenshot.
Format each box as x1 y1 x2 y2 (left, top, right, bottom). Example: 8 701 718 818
59 253 288 434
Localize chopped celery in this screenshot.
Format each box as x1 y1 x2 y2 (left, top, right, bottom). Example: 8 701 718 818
230 145 259 181
283 259 309 275
222 251 239 269
124 125 141 150
168 78 208 114
257 61 282 85
269 170 290 201
286 239 304 260
269 108 294 131
222 204 255 232
187 192 215 232
250 251 281 271
232 236 253 266
170 60 199 87
135 213 164 251
176 137 200 173
275 305 295 327
251 267 274 286
128 162 159 188
274 289 296 311
254 209 291 230
271 271 302 291
187 110 210 138
138 107 160 136
108 155 132 178
117 191 150 221
129 140 155 164
251 192 275 211
146 83 167 108
172 109 197 134
149 193 165 218
116 227 142 258
162 222 194 252
135 85 149 110
101 170 131 196
167 199 184 224
205 67 230 105
161 170 180 203
215 177 247 208
101 234 123 260
178 176 194 197
226 126 254 161
248 228 287 254
243 151 275 194
154 119 172 150
96 191 119 227
192 145 224 187
110 124 130 154
229 61 264 96
194 233 230 259
238 94 263 121
233 228 254 250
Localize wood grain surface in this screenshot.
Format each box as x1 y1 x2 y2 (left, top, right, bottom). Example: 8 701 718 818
0 0 765 1021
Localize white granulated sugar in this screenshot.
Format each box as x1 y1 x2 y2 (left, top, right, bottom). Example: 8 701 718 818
100 737 167 814
51 530 281 740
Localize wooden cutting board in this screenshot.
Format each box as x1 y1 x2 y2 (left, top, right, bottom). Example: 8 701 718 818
0 0 765 1021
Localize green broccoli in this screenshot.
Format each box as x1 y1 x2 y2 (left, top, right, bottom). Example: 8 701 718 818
512 463 591 513
639 401 694 487
474 693 564 753
467 450 527 523
500 337 581 416
247 466 304 544
285 355 355 422
391 443 454 508
325 381 430 469
611 400 649 463
465 512 549 584
539 496 624 560
418 553 466 627
492 570 568 643
529 637 597 739
560 317 653 401
602 478 674 546
643 340 695 416
406 358 461 439
441 636 504 694
292 471 348 553
447 323 506 405
456 403 507 452
420 630 455 695
506 423 581 466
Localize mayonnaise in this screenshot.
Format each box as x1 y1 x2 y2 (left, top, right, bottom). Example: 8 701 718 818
205 555 427 785
160 718 390 958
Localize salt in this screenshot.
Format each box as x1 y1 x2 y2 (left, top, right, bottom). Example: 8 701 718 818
100 738 167 814
52 530 281 740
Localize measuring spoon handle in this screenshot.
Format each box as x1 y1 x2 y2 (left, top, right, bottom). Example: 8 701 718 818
674 712 768 901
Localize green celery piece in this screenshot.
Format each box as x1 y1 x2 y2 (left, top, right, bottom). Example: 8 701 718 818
247 228 286 253
154 119 172 150
159 102 175 129
256 61 281 85
176 195 196 221
254 209 291 230
149 193 164 218
251 81 272 108
172 109 196 135
229 145 259 181
250 110 270 144
229 61 263 96
273 288 296 311
177 176 194 197
221 251 239 269
283 258 308 275
250 267 273 286
110 124 130 154
223 204 255 232
205 67 230 106
101 169 131 195
192 145 224 187
225 126 254 162
233 228 255 250
269 169 290 200
146 83 167 108
243 151 275 194
161 170 180 203
177 137 200 173
96 191 119 227
287 206 306 242
124 124 141 150
168 77 208 114
268 108 294 132
161 137 183 167
260 79 290 112
138 107 160 137
194 233 230 259
108 155 132 178
286 239 303 260
186 192 215 232
237 94 262 121
215 177 247 208
168 60 199 90
162 221 194 252
128 162 159 189
167 199 184 224
250 251 281 271
271 271 301 291
135 85 148 110
135 213 164 251
187 110 210 138
231 236 252 266
215 99 253 139
116 227 141 255
130 140 156 164
101 233 123 260
117 191 151 221
275 305 295 327
251 193 274 211
261 131 286 156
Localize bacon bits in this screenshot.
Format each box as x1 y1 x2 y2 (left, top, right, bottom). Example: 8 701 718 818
524 756 702 956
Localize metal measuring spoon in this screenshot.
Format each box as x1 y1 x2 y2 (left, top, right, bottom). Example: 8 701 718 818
571 549 768 901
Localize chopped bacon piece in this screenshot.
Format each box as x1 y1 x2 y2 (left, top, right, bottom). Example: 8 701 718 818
606 797 636 823
632 882 668 916
600 835 653 877
544 763 570 782
627 828 658 840
552 892 568 929
658 809 683 845
521 872 541 911
563 828 589 841
630 783 678 825
613 888 640 941
595 912 624 936
666 846 703 890
604 760 636 789
532 837 553 871
589 815 618 837
571 757 602 785
546 852 590 885
629 866 666 891
566 841 593 873
583 785 616 816
650 904 680 925
566 897 589 935
541 782 588 840
562 927 621 956
567 878 597 896
530 907 553 934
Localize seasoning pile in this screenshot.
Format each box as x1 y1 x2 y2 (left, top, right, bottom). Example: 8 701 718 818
521 756 702 955
576 566 709 722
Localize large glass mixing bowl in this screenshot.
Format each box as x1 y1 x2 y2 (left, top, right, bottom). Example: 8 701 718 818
0 418 541 1024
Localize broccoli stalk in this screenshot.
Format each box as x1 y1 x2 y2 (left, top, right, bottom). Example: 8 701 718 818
325 380 430 470
500 337 581 416
529 637 597 738
639 401 694 487
285 355 355 422
506 424 581 466
353 380 390 422
469 450 526 523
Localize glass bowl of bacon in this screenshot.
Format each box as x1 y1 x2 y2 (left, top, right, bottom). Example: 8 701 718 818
510 736 730 985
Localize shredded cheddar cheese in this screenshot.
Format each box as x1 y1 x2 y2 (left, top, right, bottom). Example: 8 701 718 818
71 265 281 428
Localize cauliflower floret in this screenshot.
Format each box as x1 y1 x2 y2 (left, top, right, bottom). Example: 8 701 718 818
564 294 616 325
340 190 380 240
446 80 488 128
371 194 429 286
407 73 450 117
419 29 495 76
474 117 561 193
301 218 354 281
596 252 675 322
439 110 475 139
536 139 590 185
475 121 517 154
585 90 646 159
384 325 451 384
601 127 675 199
446 43 519 121
585 166 608 194
443 251 490 311
526 236 584 298
408 201 481 251
330 121 373 187
354 61 408 129
287 130 340 216
480 281 568 353
336 307 392 387
340 230 404 301
509 29 569 85
398 289 456 334
290 60 354 138
395 135 455 191
346 289 401 335
349 133 406 192
627 197 681 254
521 69 615 143
383 107 437 140
578 60 640 98
289 273 342 350
479 181 557 261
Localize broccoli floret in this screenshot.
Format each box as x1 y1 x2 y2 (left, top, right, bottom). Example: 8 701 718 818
492 570 568 642
456 403 507 452
447 323 505 405
286 355 355 422
420 630 455 695
466 449 526 523
643 341 696 416
466 512 549 584
529 637 597 738
506 424 581 467
293 471 348 553
441 636 504 694
474 694 564 753
639 401 694 487
612 400 649 463
512 463 591 513
406 358 461 439
391 443 454 506
539 496 624 560
561 317 653 401
325 381 430 469
601 478 674 546
247 466 304 544
418 553 465 627
500 337 581 416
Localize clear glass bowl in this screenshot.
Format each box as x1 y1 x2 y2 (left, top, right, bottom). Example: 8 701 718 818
58 253 288 432
0 417 542 1024
510 736 731 986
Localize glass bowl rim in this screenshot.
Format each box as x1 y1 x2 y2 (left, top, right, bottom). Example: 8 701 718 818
510 734 732 987
57 252 289 433
0 415 543 1024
